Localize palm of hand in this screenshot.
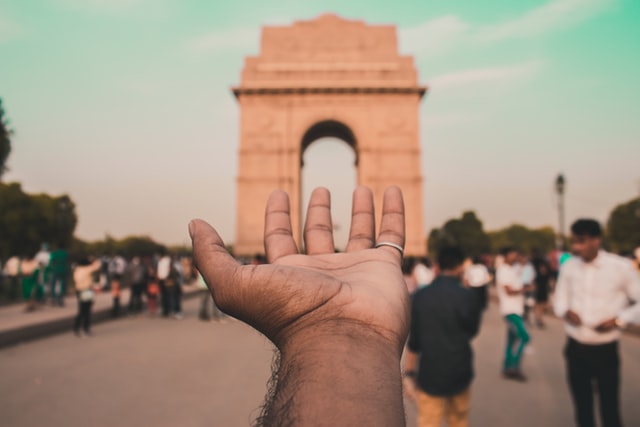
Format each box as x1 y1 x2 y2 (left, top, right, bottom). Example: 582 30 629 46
192 186 408 351
231 250 409 349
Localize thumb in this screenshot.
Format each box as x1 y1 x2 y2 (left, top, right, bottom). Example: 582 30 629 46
189 219 240 302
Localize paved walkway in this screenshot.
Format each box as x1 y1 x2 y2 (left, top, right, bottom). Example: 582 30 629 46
0 283 202 348
2 295 640 426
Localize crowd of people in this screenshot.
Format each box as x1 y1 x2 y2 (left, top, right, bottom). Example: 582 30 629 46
2 186 640 427
401 219 640 427
0 248 271 338
0 249 198 335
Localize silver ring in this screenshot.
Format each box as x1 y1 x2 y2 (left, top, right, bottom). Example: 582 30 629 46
375 241 404 255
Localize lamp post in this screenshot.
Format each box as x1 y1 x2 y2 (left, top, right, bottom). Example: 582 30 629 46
555 174 566 250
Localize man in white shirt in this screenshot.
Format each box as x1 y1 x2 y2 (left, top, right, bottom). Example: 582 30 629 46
554 219 640 427
464 256 491 311
34 243 50 300
496 247 533 381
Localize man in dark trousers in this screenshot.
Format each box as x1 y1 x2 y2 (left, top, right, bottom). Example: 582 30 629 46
554 219 640 427
403 246 482 427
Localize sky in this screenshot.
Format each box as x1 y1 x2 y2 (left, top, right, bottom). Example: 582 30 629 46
1 0 639 249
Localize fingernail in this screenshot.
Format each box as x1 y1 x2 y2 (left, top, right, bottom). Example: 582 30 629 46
188 220 195 240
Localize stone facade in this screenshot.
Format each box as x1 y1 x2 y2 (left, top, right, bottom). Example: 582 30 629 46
233 14 427 255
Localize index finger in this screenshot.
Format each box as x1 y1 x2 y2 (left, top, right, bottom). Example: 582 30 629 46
264 190 299 262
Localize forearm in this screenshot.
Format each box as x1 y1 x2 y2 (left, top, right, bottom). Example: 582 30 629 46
553 291 568 318
619 302 640 325
619 272 640 325
504 285 522 295
258 329 405 427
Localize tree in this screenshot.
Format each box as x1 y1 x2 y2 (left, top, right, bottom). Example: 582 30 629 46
0 98 12 179
488 224 556 255
71 235 167 259
0 183 78 258
607 197 640 254
428 211 490 257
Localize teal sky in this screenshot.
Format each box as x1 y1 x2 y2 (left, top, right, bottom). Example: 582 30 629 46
1 0 639 247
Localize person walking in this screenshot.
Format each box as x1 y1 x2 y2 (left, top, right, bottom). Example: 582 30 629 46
532 253 553 328
403 247 482 427
156 252 172 317
108 254 126 317
496 247 533 381
554 219 640 427
125 256 146 314
48 246 69 306
34 243 50 302
73 258 101 337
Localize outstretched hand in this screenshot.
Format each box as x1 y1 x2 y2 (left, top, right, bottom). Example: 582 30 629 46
190 186 410 353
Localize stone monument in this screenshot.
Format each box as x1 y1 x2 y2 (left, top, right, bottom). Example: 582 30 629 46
233 13 427 255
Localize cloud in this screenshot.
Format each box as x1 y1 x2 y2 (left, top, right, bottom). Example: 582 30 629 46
399 15 469 57
428 60 545 91
400 0 613 56
185 27 260 54
476 0 614 43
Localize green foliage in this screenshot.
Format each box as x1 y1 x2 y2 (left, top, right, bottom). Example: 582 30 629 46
0 182 78 258
606 197 640 254
167 244 193 257
428 211 491 257
0 98 12 179
71 235 167 260
488 225 556 254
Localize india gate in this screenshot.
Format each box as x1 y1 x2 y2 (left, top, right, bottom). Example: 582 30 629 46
233 14 427 255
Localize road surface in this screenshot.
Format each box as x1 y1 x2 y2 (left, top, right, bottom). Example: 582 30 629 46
2 295 640 426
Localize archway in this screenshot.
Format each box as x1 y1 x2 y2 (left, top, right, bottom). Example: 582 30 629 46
301 121 358 250
232 14 427 255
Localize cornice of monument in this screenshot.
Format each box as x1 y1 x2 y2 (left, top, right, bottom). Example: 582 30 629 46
232 86 428 98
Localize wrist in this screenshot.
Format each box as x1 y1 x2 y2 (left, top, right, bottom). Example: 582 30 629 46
268 325 405 426
277 319 406 357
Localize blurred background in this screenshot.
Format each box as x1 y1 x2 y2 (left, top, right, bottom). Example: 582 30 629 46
1 1 640 426
1 0 639 250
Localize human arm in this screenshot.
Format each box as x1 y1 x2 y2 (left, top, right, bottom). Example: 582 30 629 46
90 259 102 273
553 264 582 326
617 262 640 326
191 186 409 427
504 285 524 295
496 266 524 295
595 263 640 332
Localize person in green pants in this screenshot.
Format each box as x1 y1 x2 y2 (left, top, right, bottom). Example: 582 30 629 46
496 247 533 381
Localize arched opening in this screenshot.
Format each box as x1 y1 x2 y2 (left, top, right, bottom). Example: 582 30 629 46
301 121 357 251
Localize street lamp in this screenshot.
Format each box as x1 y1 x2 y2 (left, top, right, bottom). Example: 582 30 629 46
555 174 566 250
